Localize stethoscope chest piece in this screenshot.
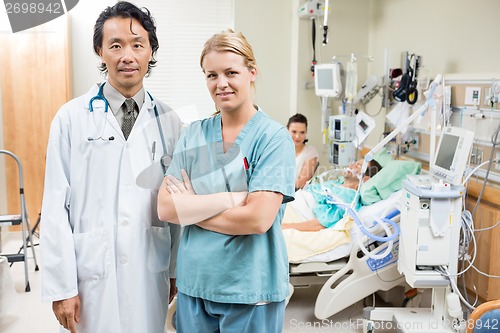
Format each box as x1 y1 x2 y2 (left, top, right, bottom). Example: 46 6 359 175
161 154 172 168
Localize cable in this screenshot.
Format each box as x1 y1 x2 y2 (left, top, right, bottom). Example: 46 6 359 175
462 159 500 185
362 102 384 117
322 0 329 45
438 266 476 311
310 17 317 76
471 121 500 217
474 219 500 232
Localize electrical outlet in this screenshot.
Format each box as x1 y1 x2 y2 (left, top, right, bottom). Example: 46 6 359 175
470 147 483 165
465 87 481 106
470 148 477 165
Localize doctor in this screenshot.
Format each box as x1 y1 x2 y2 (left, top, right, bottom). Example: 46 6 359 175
40 2 183 333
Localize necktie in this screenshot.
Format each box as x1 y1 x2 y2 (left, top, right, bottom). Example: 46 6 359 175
122 99 136 140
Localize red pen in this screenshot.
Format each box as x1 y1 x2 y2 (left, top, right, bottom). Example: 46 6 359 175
243 157 250 184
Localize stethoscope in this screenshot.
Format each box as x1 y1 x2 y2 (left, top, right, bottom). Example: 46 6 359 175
88 82 171 171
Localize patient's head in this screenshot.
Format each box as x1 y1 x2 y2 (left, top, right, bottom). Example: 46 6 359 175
343 159 382 189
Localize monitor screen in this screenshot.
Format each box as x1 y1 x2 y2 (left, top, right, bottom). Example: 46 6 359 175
314 63 342 98
430 126 474 185
316 69 334 90
434 133 459 171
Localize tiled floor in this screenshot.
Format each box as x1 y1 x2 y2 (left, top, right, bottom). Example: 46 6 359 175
0 232 59 333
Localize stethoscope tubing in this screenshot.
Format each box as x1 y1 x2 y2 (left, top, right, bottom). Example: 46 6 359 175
89 82 169 172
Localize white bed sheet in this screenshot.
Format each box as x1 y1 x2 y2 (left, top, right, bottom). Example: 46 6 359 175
289 190 402 263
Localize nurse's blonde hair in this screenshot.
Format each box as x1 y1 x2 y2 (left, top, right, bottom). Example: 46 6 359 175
200 29 258 114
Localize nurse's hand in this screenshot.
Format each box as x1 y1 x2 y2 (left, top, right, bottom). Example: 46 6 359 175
166 169 195 195
53 295 81 333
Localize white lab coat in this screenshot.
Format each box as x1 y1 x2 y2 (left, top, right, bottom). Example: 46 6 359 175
40 83 183 333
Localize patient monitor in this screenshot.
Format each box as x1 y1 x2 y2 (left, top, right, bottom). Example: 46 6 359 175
314 63 342 98
366 126 474 333
431 126 474 186
399 126 474 287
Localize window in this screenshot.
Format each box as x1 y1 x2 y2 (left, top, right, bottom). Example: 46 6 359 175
143 0 234 123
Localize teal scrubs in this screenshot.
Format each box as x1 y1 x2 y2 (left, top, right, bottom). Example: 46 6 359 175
166 109 295 306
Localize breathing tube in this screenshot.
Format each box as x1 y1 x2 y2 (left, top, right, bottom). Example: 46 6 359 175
322 188 400 260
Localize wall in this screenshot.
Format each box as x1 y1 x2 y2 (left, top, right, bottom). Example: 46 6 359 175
234 0 295 126
3 0 500 210
235 0 371 167
295 0 371 166
69 0 116 97
366 0 500 148
69 0 370 168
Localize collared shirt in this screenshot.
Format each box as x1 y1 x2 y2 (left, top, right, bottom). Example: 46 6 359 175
103 82 145 127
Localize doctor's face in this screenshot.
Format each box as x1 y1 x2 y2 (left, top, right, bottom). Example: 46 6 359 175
98 17 152 97
202 51 256 114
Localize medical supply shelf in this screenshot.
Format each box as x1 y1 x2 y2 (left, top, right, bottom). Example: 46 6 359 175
0 150 39 292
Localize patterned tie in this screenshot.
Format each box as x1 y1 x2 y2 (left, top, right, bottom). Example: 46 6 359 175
122 99 136 140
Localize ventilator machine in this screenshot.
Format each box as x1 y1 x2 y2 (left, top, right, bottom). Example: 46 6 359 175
364 126 476 332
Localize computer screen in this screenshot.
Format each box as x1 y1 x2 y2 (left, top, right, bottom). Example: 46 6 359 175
314 63 342 98
431 126 474 185
434 133 460 171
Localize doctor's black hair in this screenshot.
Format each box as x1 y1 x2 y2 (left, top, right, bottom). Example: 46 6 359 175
93 1 159 75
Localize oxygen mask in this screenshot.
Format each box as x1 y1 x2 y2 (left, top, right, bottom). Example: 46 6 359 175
343 167 361 180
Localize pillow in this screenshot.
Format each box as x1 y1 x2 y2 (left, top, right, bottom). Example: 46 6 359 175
360 160 421 205
371 148 394 167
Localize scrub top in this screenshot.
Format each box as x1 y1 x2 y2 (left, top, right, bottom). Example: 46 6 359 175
166 108 295 304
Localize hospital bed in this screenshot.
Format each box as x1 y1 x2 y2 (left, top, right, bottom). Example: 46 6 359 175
283 159 421 319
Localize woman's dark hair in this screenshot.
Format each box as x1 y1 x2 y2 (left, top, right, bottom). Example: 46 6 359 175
365 160 382 177
287 113 308 129
93 1 159 75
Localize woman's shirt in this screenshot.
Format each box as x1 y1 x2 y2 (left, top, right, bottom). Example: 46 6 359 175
295 144 319 180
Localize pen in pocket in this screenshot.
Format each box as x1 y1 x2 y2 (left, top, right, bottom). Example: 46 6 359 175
151 141 156 161
243 157 250 184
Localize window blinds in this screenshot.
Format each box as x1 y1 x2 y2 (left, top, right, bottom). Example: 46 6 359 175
143 0 234 123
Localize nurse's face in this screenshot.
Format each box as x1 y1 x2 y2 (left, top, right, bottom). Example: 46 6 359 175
202 51 256 114
98 17 152 97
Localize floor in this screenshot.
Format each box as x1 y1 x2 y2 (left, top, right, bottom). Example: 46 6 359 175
0 231 440 333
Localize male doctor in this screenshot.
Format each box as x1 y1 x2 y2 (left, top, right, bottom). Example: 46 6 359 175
40 2 183 332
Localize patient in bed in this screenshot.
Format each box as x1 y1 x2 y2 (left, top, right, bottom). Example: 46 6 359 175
282 159 382 232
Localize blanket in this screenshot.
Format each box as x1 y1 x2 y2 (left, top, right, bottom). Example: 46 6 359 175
282 204 353 262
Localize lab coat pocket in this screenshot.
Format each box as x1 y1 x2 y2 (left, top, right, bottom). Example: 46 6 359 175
73 229 110 281
147 226 171 273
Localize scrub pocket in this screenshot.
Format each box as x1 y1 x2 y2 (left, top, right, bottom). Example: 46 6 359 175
147 226 171 273
73 228 110 281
